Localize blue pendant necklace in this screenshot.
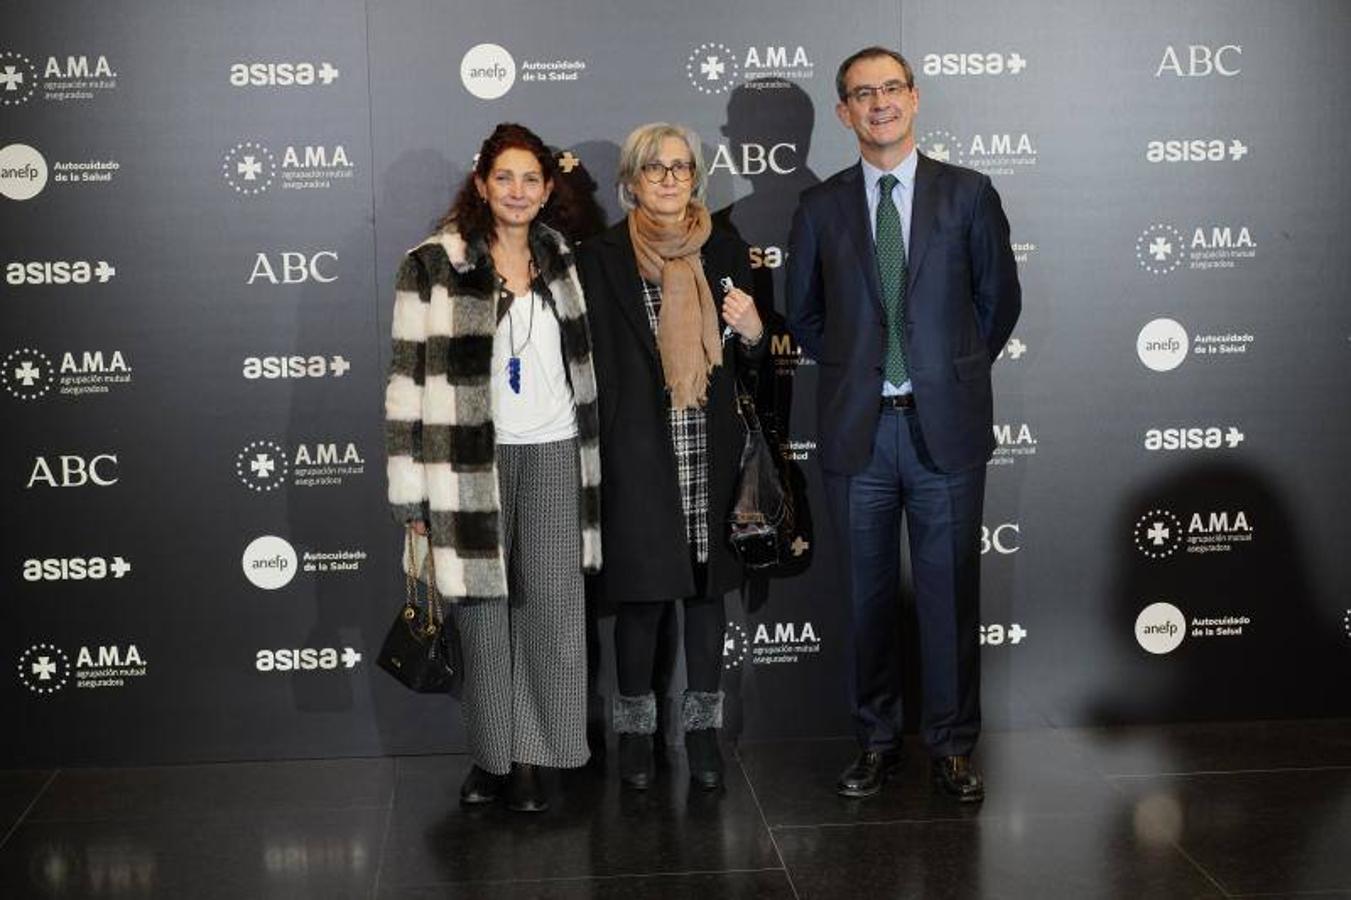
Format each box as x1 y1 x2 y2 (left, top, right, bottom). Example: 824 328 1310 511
506 286 535 395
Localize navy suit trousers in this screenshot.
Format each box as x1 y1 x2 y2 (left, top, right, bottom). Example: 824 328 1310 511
824 407 985 757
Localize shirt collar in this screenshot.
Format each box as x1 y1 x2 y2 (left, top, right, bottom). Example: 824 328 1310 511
861 146 918 194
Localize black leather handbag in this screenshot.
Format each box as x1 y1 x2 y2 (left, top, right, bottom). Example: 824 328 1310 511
728 381 798 571
377 526 462 694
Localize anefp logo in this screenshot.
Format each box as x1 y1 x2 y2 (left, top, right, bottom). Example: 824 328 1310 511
242 535 298 590
1135 602 1186 655
460 44 516 99
0 144 49 200
1137 318 1189 371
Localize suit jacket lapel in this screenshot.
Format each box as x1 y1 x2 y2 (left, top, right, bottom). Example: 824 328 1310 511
598 225 660 367
831 163 884 317
906 153 938 291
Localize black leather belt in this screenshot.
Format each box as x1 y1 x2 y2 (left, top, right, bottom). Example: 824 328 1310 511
881 393 915 409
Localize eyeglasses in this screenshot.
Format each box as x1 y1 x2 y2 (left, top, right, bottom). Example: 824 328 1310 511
640 160 695 184
846 80 911 104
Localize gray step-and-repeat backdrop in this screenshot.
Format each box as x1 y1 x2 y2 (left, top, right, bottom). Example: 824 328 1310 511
3 0 1348 766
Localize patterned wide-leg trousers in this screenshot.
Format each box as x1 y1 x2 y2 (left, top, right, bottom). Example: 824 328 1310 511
452 438 588 774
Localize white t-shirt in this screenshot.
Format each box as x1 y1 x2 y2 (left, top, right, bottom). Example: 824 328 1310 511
490 291 578 444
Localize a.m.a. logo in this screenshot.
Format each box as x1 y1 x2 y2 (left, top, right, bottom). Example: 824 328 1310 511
748 621 821 666
73 643 149 689
989 423 1037 466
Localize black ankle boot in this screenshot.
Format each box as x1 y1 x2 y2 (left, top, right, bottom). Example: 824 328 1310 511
685 729 724 790
459 764 504 805
505 763 548 813
618 733 654 789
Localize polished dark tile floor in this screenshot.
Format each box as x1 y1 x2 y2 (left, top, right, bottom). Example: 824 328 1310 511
3 721 1350 898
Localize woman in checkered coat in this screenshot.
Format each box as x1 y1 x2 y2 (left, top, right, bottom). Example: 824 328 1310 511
385 124 601 813
577 122 768 791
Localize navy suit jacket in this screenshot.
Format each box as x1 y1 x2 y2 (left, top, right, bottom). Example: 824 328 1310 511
786 153 1021 475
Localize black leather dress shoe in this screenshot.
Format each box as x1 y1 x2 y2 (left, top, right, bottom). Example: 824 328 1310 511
619 733 654 790
459 765 504 806
505 763 549 813
931 755 984 802
836 750 900 798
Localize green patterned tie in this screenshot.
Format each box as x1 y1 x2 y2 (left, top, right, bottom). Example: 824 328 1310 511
875 173 908 386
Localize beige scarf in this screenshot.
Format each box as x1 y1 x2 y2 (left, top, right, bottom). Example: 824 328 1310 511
628 201 721 409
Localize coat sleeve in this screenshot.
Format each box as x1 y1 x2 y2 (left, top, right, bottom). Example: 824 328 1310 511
385 251 430 524
969 176 1022 360
785 197 826 361
732 236 770 382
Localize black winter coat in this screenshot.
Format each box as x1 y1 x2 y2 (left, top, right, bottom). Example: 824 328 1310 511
578 221 768 604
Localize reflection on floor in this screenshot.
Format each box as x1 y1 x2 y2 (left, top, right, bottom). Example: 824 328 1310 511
3 720 1351 898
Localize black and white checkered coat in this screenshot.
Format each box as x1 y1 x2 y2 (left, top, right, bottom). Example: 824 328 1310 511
385 224 601 603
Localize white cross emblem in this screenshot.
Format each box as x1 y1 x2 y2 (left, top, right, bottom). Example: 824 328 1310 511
558 151 580 174
95 261 116 282
250 454 275 478
1149 236 1172 261
32 656 57 680
930 143 950 162
237 155 263 181
0 66 23 91
1147 521 1170 546
14 360 41 386
700 55 725 81
318 62 339 84
329 356 351 376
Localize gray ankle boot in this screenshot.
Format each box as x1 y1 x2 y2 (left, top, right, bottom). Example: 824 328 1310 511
613 692 656 789
682 690 725 790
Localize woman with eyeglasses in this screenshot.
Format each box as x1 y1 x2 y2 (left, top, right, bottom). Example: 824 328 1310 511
577 122 767 791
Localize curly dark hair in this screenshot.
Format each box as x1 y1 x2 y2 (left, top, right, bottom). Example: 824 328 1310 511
438 122 586 245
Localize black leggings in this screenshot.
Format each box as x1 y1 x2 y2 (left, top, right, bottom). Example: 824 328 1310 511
615 594 726 696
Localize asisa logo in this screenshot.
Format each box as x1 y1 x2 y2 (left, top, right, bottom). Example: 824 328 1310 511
6 259 116 285
229 61 339 87
255 647 363 672
922 52 1027 76
1145 138 1248 163
242 354 351 379
1143 426 1245 451
22 555 132 582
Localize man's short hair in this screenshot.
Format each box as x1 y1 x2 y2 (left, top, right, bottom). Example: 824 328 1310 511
836 47 914 102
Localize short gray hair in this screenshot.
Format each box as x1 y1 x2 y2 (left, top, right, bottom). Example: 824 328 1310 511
615 122 706 211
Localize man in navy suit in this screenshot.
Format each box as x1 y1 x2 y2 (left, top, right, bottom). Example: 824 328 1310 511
787 47 1020 801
